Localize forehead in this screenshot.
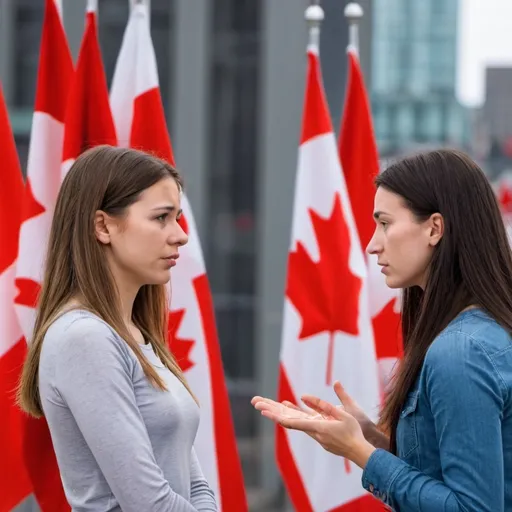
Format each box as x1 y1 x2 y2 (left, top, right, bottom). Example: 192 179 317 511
374 187 406 214
137 177 180 206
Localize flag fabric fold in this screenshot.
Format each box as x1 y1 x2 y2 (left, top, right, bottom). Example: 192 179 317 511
0 83 33 512
61 4 117 174
277 45 381 511
338 49 403 393
110 4 247 511
14 1 73 509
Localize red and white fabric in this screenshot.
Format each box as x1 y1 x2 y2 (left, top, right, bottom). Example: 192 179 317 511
14 0 73 509
276 44 381 511
338 49 402 393
497 177 512 245
0 83 33 511
61 1 116 175
109 3 247 511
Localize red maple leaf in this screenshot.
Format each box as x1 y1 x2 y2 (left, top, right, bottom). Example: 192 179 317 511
14 278 42 308
286 193 362 386
168 309 195 373
21 178 46 223
14 178 46 309
498 183 512 215
372 298 403 360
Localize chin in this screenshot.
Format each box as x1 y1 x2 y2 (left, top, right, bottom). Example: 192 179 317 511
144 271 171 286
385 275 405 289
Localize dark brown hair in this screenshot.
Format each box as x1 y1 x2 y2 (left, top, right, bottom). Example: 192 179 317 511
377 149 512 453
18 145 195 417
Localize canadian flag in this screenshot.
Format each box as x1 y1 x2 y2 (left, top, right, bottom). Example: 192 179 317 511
109 3 247 511
338 49 402 393
276 44 381 511
61 1 116 176
0 83 32 511
14 0 73 509
497 178 512 245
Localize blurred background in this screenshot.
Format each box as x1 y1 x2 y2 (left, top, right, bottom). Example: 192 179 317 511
2 0 512 510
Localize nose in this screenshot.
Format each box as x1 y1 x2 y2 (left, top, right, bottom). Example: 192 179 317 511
177 224 188 247
366 228 381 255
170 220 189 247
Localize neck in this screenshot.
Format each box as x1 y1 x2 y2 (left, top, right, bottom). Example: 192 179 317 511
114 274 140 326
118 284 139 326
106 258 141 326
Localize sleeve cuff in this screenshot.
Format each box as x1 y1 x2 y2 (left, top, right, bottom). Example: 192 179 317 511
361 448 406 505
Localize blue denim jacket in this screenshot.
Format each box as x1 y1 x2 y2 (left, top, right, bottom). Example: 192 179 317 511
361 309 512 511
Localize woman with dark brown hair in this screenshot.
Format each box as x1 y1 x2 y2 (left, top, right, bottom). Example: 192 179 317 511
18 145 217 511
253 149 512 511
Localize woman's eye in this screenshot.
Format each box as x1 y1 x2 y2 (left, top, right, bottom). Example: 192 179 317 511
156 214 168 222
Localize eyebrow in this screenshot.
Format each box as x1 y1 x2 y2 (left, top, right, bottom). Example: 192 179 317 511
151 205 183 216
151 205 176 212
373 211 389 220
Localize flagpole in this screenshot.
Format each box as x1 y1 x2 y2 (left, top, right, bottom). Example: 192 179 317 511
344 2 364 55
86 0 98 13
130 0 151 13
305 1 324 52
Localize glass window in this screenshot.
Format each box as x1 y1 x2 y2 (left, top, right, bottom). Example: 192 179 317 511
13 0 44 108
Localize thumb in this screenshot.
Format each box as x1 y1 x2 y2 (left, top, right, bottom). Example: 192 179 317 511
333 380 354 407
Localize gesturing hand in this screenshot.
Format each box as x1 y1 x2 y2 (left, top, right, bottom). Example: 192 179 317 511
251 386 376 469
250 396 339 422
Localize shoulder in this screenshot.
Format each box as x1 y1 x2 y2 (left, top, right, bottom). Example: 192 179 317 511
426 309 511 363
424 309 511 395
43 309 134 369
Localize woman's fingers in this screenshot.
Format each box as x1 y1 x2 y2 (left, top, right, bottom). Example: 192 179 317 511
251 396 279 407
282 400 301 410
333 380 353 407
261 410 319 433
301 395 344 420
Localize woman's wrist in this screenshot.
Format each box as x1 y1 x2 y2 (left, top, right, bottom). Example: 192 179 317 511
349 439 377 469
361 419 390 451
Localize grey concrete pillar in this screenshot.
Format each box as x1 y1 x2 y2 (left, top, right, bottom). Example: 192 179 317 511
0 0 15 103
255 0 309 501
172 0 212 242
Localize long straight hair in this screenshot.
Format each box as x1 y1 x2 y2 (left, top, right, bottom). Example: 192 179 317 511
377 149 512 453
18 145 196 417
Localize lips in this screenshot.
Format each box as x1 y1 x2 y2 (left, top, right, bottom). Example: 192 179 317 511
163 253 179 267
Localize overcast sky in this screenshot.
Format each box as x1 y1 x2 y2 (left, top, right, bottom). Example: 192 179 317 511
457 0 512 106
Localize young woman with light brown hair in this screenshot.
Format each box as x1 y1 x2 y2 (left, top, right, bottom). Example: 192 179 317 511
18 145 217 511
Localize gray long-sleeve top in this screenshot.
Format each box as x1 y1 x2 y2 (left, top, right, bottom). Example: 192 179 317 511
38 309 218 511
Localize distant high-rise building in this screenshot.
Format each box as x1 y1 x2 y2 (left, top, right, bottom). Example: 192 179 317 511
371 0 469 155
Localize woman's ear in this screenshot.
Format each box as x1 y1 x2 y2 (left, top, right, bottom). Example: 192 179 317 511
428 212 444 247
94 210 111 245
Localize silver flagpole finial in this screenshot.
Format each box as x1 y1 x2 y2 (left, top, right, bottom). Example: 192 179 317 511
130 0 149 12
344 3 364 54
305 2 325 51
86 0 98 13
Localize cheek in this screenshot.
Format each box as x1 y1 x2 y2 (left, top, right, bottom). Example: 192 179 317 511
388 227 430 266
112 222 162 260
